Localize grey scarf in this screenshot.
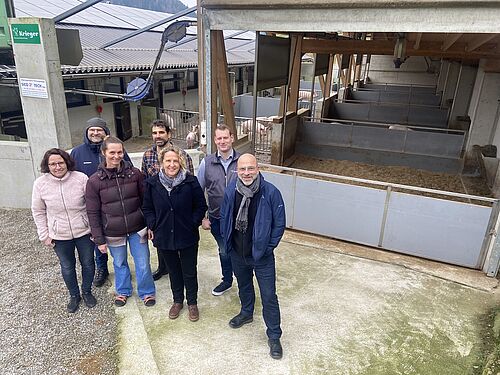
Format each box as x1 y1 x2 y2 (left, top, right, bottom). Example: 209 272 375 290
159 168 187 191
235 174 261 233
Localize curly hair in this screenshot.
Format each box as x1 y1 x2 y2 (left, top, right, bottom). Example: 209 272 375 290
40 148 75 173
158 145 186 172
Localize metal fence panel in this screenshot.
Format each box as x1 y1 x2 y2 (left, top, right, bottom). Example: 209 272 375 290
382 191 492 268
293 176 386 246
261 168 494 270
261 172 295 226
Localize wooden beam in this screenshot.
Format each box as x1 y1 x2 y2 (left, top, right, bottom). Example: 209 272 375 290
466 34 497 52
302 38 500 60
318 74 326 95
413 33 422 50
213 30 237 138
483 59 500 73
287 34 303 113
441 33 463 51
335 54 347 88
324 54 333 97
209 31 218 151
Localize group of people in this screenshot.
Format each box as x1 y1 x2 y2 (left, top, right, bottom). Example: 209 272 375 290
31 117 286 359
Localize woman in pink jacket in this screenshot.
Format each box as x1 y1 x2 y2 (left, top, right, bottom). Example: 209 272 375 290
31 148 96 313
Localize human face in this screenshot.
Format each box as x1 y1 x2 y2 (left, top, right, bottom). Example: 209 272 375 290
237 154 259 186
214 129 234 154
162 151 181 178
152 126 170 148
47 154 68 178
87 126 106 144
103 143 124 169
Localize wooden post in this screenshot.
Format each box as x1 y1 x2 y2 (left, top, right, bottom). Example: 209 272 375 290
209 30 218 151
287 33 303 113
213 30 237 138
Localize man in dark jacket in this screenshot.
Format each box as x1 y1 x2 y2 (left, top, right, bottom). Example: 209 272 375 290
220 153 286 360
71 117 131 287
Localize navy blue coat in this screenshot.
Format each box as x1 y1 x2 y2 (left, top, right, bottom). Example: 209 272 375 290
142 173 207 251
220 174 286 261
71 125 131 177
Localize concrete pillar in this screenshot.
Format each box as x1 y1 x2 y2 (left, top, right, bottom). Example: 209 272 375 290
9 18 71 174
436 60 450 95
441 61 460 109
448 64 477 129
466 60 500 153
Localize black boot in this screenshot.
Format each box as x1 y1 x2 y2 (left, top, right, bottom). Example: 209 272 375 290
67 295 81 313
93 268 109 287
152 249 169 281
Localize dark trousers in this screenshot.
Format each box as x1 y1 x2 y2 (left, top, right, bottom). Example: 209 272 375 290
94 244 108 271
209 215 233 284
160 244 199 305
230 251 282 339
54 234 95 297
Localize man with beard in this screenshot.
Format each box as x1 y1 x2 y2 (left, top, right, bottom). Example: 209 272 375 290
220 153 286 359
141 119 194 280
71 117 132 287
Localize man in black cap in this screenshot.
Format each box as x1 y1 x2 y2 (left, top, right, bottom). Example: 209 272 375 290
71 117 132 287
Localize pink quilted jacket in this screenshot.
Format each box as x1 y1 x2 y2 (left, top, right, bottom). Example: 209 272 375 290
31 171 91 241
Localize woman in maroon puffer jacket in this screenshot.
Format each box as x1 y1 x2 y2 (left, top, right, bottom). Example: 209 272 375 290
85 136 156 307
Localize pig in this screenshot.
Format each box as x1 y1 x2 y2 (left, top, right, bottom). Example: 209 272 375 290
239 118 270 142
186 124 199 149
160 111 176 133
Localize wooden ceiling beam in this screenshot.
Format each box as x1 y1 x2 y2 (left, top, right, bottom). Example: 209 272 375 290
301 38 500 60
441 33 462 51
413 33 422 50
466 34 497 52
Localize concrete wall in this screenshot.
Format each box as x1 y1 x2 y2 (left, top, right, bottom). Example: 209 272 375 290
368 55 439 86
467 61 500 152
162 88 199 111
0 141 35 208
233 94 280 118
448 64 477 129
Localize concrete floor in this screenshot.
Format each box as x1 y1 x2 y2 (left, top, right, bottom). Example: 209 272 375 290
110 229 500 375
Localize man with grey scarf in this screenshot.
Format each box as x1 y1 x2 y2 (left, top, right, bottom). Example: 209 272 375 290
220 154 286 360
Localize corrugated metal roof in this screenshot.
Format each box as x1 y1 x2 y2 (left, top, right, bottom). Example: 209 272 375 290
55 24 254 74
6 1 255 76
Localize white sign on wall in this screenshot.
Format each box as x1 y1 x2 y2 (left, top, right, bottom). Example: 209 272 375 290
19 78 48 98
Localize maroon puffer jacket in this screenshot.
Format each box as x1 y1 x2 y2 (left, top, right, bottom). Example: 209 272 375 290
85 161 145 245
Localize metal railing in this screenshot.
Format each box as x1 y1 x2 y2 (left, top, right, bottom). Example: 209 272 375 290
160 108 199 140
161 108 273 153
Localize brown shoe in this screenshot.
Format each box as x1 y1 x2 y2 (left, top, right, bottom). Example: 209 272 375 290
188 304 199 322
169 303 183 319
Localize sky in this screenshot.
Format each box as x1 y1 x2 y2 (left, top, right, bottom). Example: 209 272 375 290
181 0 198 7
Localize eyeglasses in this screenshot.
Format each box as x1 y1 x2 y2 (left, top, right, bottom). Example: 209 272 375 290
238 166 256 172
48 162 66 168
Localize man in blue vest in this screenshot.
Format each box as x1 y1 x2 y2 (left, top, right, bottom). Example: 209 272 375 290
197 124 240 296
220 153 286 359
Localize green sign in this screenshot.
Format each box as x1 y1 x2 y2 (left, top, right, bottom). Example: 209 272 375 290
11 24 41 45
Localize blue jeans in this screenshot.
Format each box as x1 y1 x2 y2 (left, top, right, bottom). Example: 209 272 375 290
94 245 108 271
108 232 155 300
230 251 282 339
53 234 95 297
210 215 233 285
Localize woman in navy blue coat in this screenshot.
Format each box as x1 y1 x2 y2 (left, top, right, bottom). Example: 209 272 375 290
142 146 207 322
